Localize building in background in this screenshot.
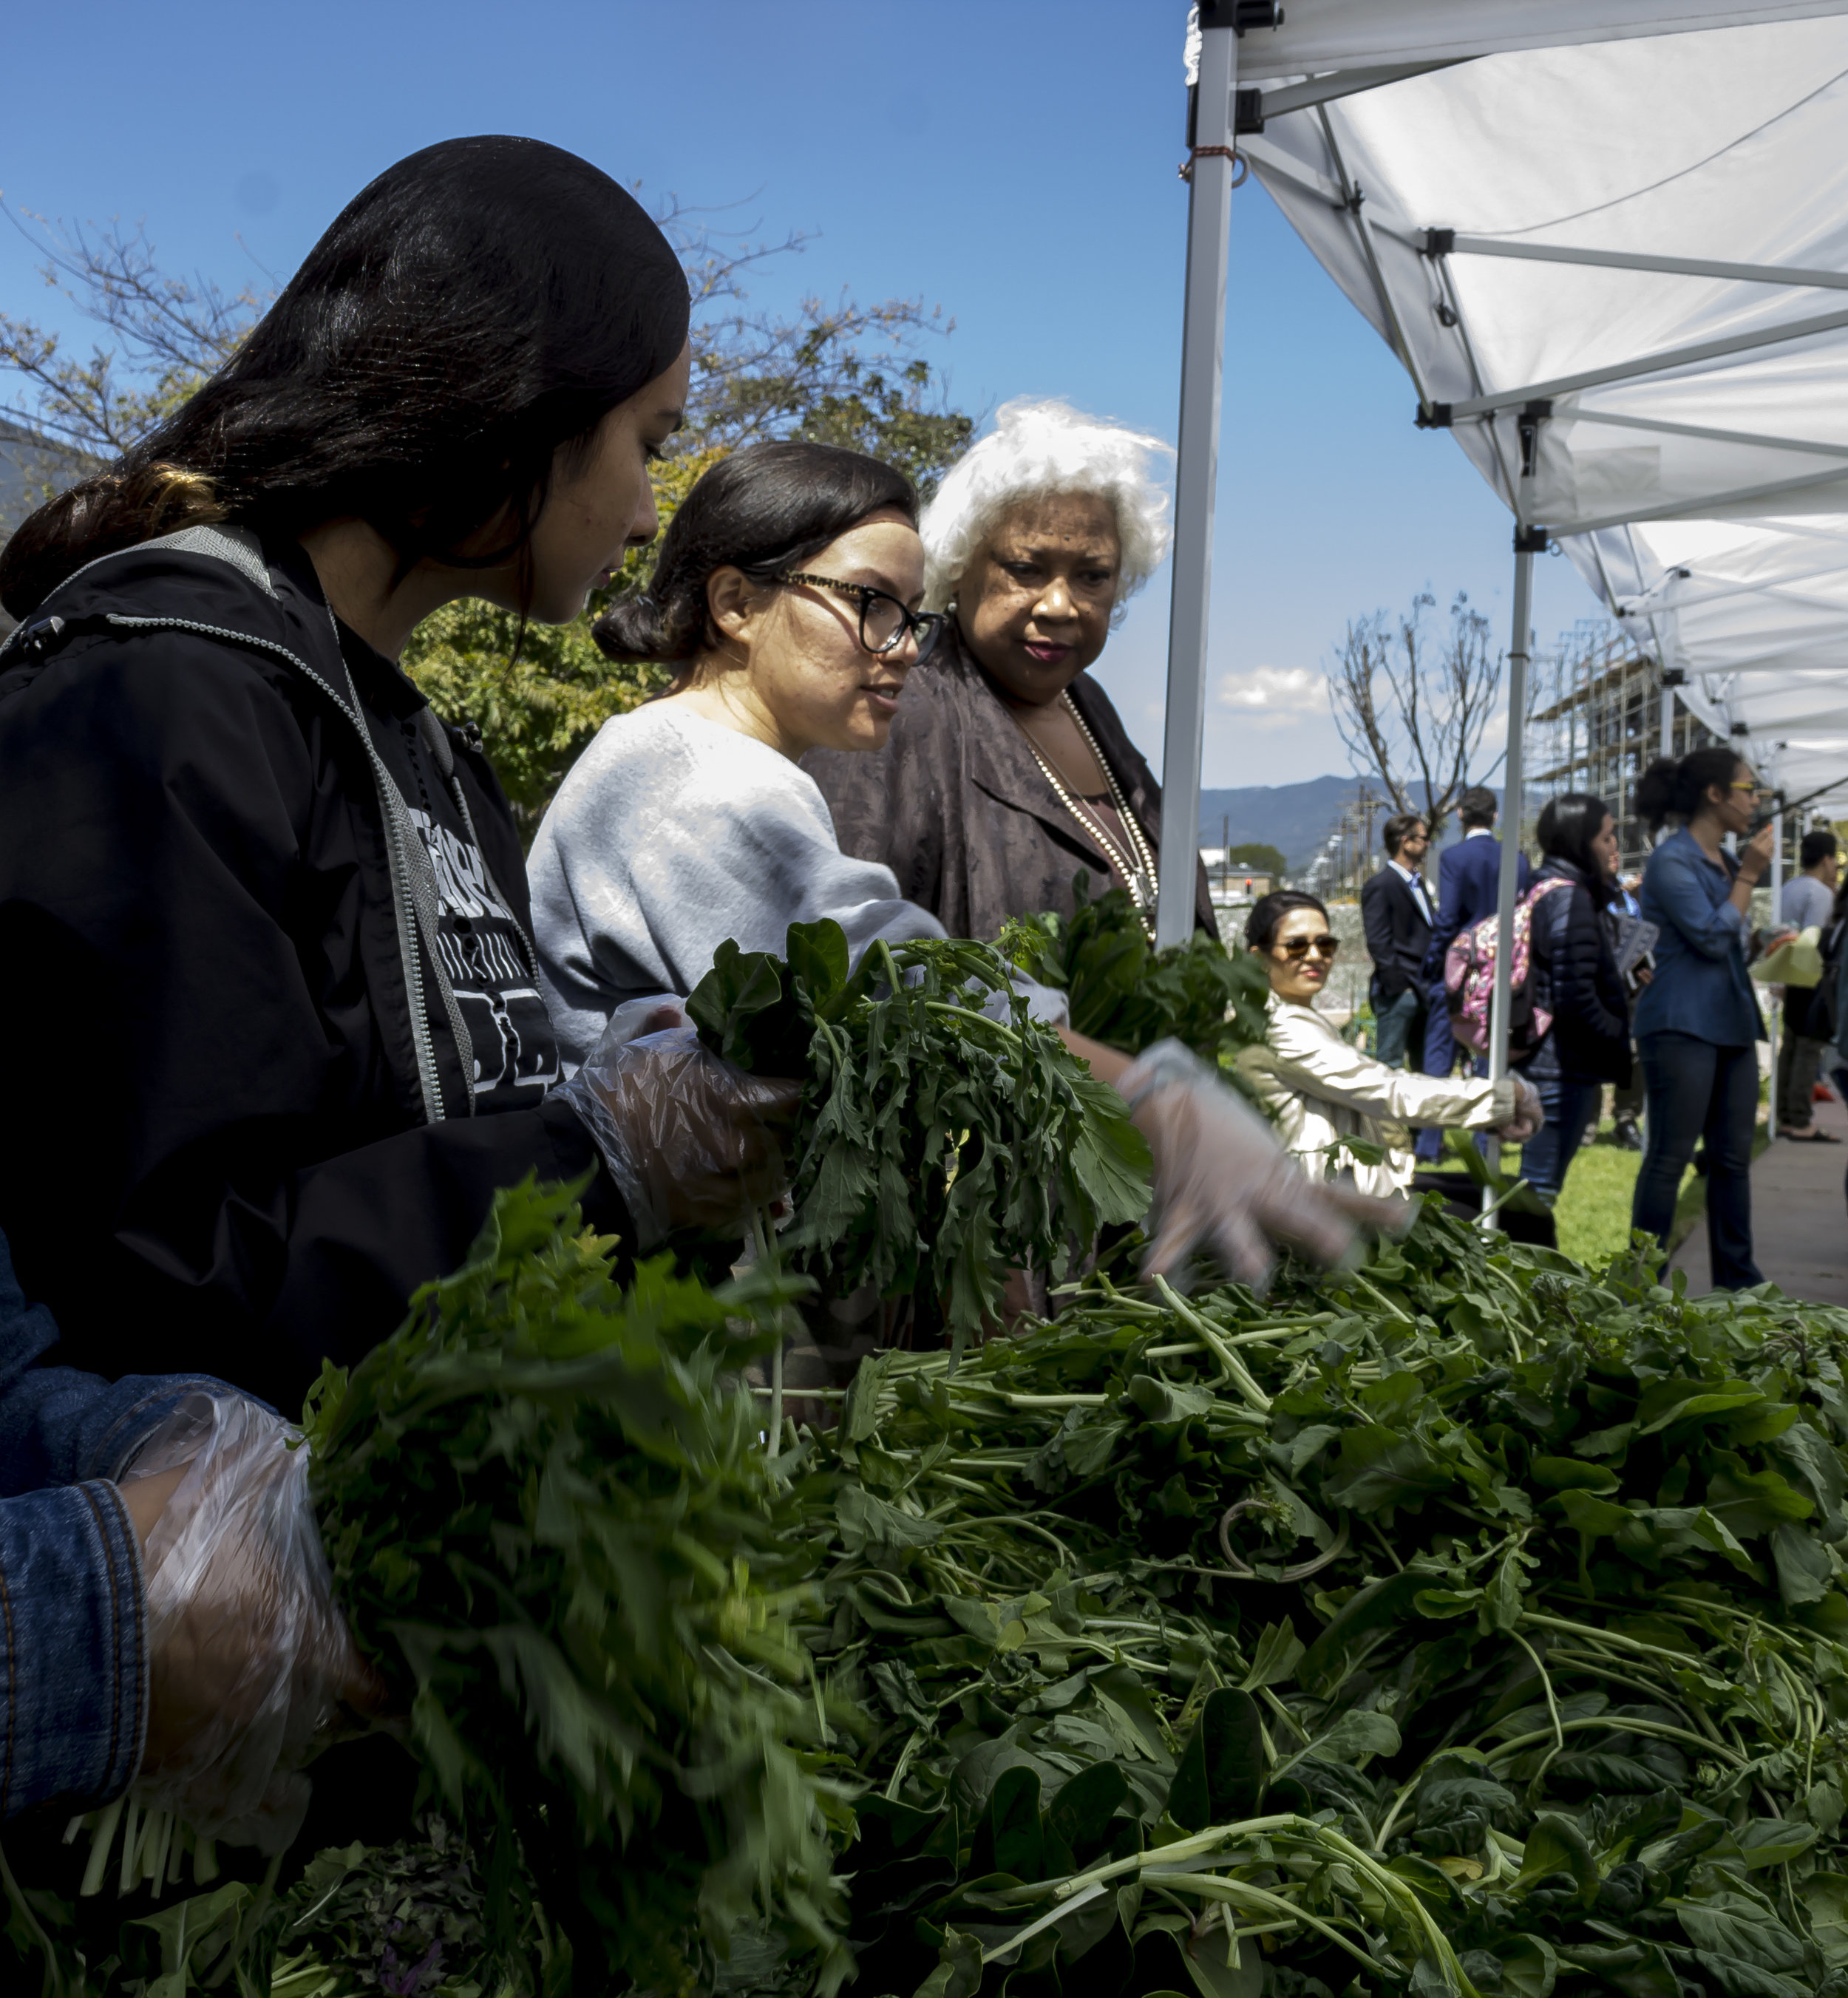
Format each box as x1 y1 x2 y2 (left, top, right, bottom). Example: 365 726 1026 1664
1529 623 1722 871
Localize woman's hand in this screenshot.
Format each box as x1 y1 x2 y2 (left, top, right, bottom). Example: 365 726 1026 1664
1739 821 1777 883
557 1024 801 1243
1495 1074 1544 1144
121 1394 386 1852
1118 1039 1404 1288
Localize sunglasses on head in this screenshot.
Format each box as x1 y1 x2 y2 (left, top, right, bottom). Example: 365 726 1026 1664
1278 934 1340 960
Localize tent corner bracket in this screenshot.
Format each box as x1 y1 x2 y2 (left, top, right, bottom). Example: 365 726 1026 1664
1514 526 1550 555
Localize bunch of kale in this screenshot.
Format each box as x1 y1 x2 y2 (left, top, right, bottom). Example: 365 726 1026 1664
687 920 1152 1351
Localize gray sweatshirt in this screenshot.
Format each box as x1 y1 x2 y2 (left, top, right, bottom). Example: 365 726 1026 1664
528 702 948 1067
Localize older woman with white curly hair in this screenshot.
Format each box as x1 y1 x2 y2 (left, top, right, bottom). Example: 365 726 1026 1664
806 398 1217 942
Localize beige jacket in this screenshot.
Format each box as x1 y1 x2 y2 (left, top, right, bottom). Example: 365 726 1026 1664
1236 993 1516 1197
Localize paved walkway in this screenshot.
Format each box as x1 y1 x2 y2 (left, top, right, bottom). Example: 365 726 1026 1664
1671 1090 1848 1304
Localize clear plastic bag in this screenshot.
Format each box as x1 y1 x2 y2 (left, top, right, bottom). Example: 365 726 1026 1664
1121 1038 1406 1288
554 1023 800 1247
123 1393 378 1853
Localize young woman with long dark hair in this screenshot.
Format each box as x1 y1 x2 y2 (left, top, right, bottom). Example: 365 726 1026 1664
1515 792 1634 1212
0 137 791 1411
1630 747 1776 1285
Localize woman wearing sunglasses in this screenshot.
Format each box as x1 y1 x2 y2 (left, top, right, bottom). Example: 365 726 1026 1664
1236 891 1540 1197
533 444 1391 1291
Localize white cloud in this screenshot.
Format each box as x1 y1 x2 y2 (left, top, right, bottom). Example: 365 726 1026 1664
1215 665 1327 731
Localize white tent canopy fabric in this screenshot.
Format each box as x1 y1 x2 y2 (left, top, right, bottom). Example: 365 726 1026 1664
1234 10 1848 807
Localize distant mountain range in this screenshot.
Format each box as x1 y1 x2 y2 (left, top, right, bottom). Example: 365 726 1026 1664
1196 776 1362 870
1196 776 1512 871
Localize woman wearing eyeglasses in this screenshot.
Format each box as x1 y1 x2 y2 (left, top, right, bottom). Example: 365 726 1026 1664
528 441 951 1062
1628 748 1776 1286
1236 891 1540 1197
532 444 1391 1289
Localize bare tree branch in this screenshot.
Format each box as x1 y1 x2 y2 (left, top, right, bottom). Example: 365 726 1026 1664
1326 590 1504 842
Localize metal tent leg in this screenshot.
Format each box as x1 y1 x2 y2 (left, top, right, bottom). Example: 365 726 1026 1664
1155 20 1239 951
1484 530 1538 1213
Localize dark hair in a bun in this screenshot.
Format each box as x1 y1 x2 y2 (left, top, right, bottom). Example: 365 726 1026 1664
1634 747 1747 832
594 440 917 664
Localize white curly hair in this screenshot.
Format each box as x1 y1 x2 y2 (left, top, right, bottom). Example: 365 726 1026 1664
920 398 1175 627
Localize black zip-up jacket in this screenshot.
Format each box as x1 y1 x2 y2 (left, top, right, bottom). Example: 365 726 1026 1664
1520 857 1633 1087
0 525 625 1409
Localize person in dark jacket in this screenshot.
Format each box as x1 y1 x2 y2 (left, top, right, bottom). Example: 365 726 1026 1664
1359 812 1433 1068
0 139 789 1412
1515 792 1634 1211
1414 786 1531 1159
806 398 1217 945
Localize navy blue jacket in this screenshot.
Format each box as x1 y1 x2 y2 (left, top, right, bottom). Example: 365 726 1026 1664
1424 832 1532 981
0 1227 231 1817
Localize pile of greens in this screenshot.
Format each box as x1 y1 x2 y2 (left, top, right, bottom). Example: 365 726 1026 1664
1000 877 1271 1070
3 1180 855 1998
296 1178 849 1997
687 920 1151 1350
757 1203 1848 1998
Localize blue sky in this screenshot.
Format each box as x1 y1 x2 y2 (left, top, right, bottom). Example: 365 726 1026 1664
0 0 1601 786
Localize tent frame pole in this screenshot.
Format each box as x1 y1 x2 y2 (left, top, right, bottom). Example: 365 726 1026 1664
1485 527 1539 1210
1769 780 1784 1139
1155 20 1239 951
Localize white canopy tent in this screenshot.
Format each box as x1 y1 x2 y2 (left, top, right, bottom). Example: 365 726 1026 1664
1158 0 1848 1100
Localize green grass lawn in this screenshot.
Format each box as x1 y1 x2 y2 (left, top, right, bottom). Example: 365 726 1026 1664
1430 1125 1714 1268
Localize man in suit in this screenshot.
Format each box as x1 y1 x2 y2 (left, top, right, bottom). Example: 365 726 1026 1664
1415 786 1532 1159
1361 812 1435 1068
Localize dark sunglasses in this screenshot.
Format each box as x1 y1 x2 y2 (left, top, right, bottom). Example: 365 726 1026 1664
775 571 945 663
1277 934 1340 960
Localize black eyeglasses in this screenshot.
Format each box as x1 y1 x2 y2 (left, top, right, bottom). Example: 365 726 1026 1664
775 571 945 663
1278 934 1341 960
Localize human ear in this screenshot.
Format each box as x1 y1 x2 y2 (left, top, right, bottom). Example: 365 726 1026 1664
705 565 759 645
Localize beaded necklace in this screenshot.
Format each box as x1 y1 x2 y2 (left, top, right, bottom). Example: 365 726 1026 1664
1013 692 1160 928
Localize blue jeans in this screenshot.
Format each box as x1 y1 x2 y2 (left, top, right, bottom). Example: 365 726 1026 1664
1632 1031 1763 1289
1518 1076 1603 1206
1372 983 1424 1069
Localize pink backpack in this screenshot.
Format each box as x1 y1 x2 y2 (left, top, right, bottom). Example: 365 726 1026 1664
1444 877 1572 1056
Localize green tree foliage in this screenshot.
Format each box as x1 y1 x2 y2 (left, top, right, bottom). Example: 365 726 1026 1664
1222 839 1286 877
0 198 974 828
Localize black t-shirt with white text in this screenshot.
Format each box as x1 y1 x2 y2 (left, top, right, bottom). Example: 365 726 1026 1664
341 623 560 1112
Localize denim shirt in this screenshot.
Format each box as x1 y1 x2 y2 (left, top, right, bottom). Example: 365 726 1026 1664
1633 827 1765 1047
0 1228 231 1816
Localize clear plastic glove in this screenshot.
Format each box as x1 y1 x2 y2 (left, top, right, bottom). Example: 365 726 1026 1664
1496 1074 1544 1144
120 1393 383 1854
555 1022 801 1247
1120 1039 1406 1290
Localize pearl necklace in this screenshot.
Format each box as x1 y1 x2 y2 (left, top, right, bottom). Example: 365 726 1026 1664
1014 693 1161 927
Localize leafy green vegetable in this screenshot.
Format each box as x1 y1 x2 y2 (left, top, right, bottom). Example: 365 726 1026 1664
1001 874 1271 1068
299 1178 849 1996
687 921 1152 1350
745 1202 1848 1997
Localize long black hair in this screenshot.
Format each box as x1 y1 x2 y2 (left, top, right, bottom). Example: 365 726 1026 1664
1536 792 1618 907
1634 747 1747 833
594 441 917 665
0 137 690 620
